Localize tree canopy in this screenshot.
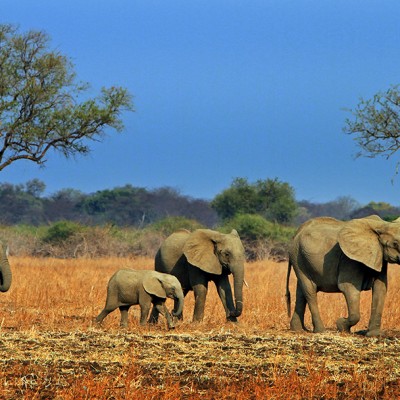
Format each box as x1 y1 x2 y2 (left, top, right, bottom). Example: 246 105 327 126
344 84 400 163
211 177 297 224
0 24 133 170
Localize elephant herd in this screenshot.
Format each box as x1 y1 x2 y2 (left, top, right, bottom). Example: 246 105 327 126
94 215 400 337
2 215 400 337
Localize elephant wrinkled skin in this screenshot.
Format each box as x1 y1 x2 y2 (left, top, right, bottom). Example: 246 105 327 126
96 269 184 329
151 229 245 322
286 215 400 337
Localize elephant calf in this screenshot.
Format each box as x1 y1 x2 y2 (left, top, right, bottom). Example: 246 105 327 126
96 269 184 329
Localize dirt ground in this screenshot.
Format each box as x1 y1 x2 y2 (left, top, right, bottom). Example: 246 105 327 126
0 327 400 398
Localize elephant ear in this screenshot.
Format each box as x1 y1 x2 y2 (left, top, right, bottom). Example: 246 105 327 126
143 275 166 299
338 219 383 272
182 229 222 275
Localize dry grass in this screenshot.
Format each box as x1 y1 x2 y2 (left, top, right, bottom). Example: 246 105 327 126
0 257 399 398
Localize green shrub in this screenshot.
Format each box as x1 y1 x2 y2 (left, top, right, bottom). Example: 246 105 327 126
148 216 204 237
221 214 295 243
43 221 84 244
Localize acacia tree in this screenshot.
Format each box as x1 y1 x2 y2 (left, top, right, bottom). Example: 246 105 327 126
344 84 400 162
0 24 133 170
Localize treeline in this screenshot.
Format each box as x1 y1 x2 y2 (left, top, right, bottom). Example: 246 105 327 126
0 178 400 229
0 178 399 261
0 180 218 227
1 178 400 228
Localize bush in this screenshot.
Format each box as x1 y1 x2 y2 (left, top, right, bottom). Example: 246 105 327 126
42 221 84 244
220 214 296 261
0 216 295 261
221 214 295 242
147 216 204 237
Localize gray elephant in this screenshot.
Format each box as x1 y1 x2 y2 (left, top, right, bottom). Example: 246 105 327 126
0 242 12 293
286 215 400 337
150 229 245 323
96 269 184 329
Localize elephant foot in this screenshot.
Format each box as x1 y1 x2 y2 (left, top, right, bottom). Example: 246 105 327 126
227 316 238 323
336 317 351 333
290 317 306 332
313 326 326 334
366 329 383 338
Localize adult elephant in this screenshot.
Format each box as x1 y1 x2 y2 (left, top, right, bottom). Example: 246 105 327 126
286 215 400 337
151 229 245 322
0 242 12 293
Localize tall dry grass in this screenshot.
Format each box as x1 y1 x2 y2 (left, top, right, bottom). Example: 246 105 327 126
7 256 399 332
1 257 400 398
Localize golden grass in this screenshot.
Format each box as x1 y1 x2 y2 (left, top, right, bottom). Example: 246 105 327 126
0 257 399 398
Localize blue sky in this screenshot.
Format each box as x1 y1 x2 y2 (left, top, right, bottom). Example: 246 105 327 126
2 1 400 205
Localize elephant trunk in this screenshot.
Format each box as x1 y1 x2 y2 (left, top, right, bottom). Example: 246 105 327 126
0 243 12 293
231 266 244 318
172 290 184 317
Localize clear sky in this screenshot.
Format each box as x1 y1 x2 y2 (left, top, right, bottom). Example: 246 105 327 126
1 1 400 205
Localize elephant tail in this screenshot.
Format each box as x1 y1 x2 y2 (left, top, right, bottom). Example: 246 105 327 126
285 261 292 318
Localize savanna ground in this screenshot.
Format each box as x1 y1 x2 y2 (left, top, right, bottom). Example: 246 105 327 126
0 257 400 399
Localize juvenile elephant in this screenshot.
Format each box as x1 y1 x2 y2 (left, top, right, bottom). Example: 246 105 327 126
150 229 245 322
96 269 184 329
286 215 400 337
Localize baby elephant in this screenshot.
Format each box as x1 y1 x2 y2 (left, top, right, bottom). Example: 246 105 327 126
96 269 184 329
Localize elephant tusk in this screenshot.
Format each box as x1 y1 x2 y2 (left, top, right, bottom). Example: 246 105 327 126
244 279 249 288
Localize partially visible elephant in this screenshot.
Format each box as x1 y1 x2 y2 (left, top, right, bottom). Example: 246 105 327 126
286 215 400 337
96 269 184 329
0 242 12 293
150 229 245 323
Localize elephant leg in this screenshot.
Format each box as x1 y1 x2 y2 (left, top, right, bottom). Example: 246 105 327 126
189 266 209 322
119 305 131 328
214 275 237 322
296 273 325 333
154 301 175 329
148 305 160 324
301 279 325 333
96 308 113 324
290 281 307 331
139 303 151 325
366 267 387 337
192 282 208 322
337 262 364 333
337 282 361 333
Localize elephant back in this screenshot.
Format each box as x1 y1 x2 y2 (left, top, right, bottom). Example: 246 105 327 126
155 230 191 290
155 231 189 270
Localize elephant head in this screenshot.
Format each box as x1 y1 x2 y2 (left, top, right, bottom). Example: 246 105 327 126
182 229 245 317
0 242 11 293
338 217 400 272
143 273 184 317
